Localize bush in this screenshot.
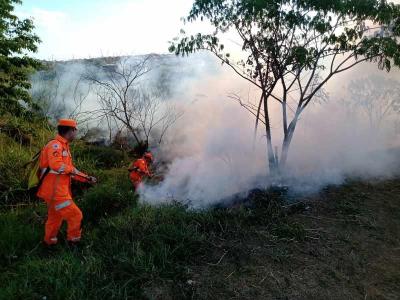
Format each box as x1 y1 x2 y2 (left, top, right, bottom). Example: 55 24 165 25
77 170 136 223
0 114 52 147
0 134 34 205
72 143 129 170
0 115 52 205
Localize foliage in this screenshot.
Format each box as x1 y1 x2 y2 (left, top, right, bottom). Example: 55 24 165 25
77 170 135 223
72 143 129 170
0 0 41 116
0 114 52 205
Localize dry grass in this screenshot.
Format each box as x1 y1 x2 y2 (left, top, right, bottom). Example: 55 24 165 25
178 179 400 300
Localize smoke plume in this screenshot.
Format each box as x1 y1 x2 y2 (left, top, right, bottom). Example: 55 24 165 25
139 55 400 207
30 53 400 207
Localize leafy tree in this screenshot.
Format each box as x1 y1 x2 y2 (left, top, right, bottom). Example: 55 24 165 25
0 0 41 116
170 0 400 173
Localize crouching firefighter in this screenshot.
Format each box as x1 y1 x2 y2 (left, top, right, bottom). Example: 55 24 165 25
37 119 97 246
128 152 153 191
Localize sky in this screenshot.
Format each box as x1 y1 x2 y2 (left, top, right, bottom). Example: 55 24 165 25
16 0 400 61
16 0 202 60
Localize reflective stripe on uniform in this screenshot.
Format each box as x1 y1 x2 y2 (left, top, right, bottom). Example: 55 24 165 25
70 237 80 242
55 200 72 211
47 164 66 175
58 164 66 173
40 168 48 178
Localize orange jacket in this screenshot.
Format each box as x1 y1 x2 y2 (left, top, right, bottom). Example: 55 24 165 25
37 135 88 202
129 158 151 178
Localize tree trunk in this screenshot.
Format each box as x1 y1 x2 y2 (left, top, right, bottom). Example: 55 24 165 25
263 95 277 173
280 116 299 168
125 123 141 145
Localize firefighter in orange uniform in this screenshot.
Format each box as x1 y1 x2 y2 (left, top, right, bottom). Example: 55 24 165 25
37 119 97 246
128 152 153 191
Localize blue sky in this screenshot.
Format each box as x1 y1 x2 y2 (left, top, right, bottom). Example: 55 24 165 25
16 0 203 60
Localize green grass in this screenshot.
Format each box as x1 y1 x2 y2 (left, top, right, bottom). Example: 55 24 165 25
0 168 298 299
1 177 400 299
1 116 399 299
0 203 211 299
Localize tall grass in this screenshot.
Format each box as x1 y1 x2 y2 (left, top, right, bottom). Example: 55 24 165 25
0 133 36 205
0 115 52 205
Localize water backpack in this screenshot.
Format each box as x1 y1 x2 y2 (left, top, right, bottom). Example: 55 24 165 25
25 140 54 190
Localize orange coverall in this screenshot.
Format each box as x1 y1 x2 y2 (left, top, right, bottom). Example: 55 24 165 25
129 158 151 190
37 134 89 245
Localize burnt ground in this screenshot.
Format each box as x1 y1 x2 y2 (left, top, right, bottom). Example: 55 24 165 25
147 179 400 299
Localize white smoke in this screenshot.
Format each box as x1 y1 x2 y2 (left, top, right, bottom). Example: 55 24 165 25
139 57 400 207
30 53 400 207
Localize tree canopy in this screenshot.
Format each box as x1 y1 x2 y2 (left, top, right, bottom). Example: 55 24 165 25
0 0 41 116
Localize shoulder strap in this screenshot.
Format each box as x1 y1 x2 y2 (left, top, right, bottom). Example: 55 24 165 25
23 139 56 168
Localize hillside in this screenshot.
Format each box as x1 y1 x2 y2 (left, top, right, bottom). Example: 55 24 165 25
1 116 399 299
0 117 400 299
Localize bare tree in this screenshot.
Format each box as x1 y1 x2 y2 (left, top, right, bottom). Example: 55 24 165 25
68 76 92 120
344 75 400 130
30 67 63 119
85 56 183 148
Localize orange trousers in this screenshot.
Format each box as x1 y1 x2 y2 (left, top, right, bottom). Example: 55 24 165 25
44 200 83 245
129 172 143 191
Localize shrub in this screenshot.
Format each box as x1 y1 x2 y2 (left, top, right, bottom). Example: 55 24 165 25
72 143 129 170
0 114 52 147
0 115 52 205
0 134 34 205
78 171 136 224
